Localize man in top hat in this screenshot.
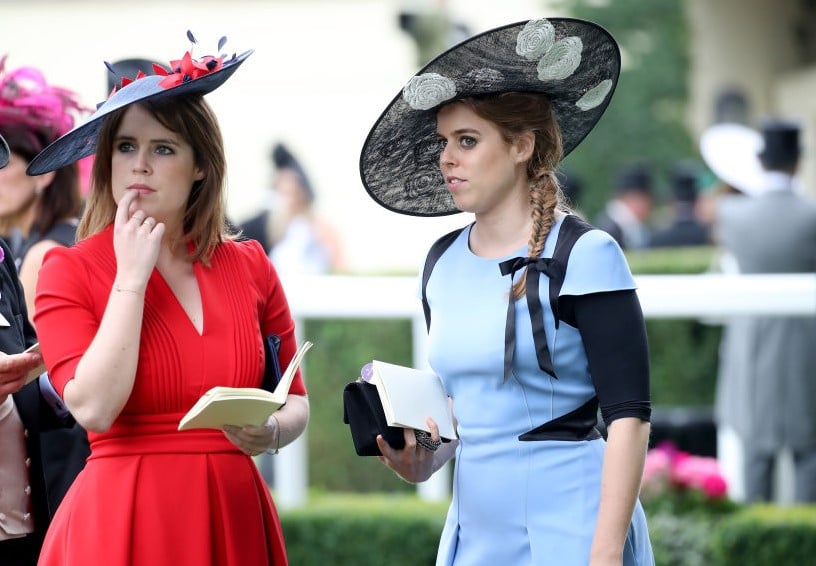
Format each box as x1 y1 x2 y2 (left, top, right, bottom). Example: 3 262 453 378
714 118 816 503
594 164 655 249
650 162 711 247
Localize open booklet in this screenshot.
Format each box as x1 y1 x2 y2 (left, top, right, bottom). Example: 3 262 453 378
369 360 457 440
178 340 313 431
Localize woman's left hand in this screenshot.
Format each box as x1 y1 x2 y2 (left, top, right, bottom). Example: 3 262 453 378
223 421 278 456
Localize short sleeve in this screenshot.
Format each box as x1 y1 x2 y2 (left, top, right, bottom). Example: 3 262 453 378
559 229 636 297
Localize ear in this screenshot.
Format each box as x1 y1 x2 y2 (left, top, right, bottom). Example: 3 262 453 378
33 171 57 194
193 165 205 182
511 131 535 165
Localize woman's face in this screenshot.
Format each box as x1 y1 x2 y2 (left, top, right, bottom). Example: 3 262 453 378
273 168 310 214
436 103 530 215
0 151 41 218
110 104 204 226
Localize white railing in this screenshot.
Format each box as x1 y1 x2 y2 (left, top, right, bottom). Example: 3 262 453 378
272 273 816 508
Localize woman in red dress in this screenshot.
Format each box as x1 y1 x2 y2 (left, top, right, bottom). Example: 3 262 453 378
28 36 309 565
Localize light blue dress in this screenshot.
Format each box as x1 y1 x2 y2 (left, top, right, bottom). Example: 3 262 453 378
425 216 654 566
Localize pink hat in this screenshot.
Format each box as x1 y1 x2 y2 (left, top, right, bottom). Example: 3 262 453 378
0 56 88 150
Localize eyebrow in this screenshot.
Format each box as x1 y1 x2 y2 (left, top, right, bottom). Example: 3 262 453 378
436 127 481 137
114 134 181 146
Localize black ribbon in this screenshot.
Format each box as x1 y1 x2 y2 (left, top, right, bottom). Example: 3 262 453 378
498 256 563 380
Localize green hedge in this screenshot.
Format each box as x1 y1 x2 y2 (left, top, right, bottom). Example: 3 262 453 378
711 505 816 565
280 495 816 565
280 493 447 566
302 318 415 493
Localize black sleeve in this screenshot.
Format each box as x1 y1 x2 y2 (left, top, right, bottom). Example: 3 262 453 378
560 289 651 425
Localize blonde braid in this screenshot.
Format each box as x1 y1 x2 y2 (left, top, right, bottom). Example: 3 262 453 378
511 170 560 299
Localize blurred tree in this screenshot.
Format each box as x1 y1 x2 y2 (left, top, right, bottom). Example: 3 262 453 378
554 0 695 218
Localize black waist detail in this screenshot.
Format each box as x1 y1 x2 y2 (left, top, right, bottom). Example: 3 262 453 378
519 397 601 442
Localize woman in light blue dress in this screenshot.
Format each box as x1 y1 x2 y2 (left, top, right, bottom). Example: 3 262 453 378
358 17 654 566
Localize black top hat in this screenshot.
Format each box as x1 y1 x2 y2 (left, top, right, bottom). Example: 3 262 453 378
758 118 801 170
0 133 9 168
669 162 699 202
105 58 166 93
359 17 620 216
614 164 653 195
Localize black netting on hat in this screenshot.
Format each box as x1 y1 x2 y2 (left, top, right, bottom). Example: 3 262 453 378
0 133 9 168
359 18 620 217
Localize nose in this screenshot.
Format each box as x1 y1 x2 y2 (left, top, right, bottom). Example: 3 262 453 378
440 142 455 168
132 149 151 174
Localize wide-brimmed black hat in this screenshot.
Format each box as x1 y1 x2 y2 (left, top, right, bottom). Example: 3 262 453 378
359 17 620 216
27 35 252 176
0 133 9 168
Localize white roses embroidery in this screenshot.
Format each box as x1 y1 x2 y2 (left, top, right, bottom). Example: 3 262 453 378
518 19 610 111
401 18 612 112
516 18 556 60
403 73 457 111
576 79 613 111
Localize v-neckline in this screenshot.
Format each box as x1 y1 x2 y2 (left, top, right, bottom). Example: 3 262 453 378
152 262 204 336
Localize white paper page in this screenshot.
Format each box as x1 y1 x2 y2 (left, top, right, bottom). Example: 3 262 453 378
371 360 457 439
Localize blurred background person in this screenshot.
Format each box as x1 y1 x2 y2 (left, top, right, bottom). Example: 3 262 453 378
697 122 765 227
594 163 655 249
650 162 711 247
0 133 88 566
0 57 86 320
714 118 816 504
241 142 344 279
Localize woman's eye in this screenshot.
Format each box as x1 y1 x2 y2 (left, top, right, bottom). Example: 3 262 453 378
155 145 174 155
460 136 477 148
116 142 134 153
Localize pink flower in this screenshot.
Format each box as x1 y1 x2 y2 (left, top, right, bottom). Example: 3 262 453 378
641 441 729 501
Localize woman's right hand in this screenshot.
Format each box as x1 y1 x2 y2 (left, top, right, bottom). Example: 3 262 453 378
376 418 442 484
112 189 164 291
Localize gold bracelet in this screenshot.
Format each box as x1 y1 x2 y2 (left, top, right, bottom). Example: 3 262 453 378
113 283 142 296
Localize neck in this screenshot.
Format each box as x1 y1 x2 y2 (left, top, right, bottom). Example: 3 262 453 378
471 206 534 257
0 195 38 238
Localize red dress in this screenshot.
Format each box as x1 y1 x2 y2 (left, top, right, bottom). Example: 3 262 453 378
33 225 307 566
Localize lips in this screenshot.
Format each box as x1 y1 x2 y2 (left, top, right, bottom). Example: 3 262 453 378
128 184 155 195
446 177 465 191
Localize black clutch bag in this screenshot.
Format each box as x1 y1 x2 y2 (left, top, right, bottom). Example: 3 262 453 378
342 380 405 456
261 334 283 392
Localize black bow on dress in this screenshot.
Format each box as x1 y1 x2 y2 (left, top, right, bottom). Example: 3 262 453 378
498 256 565 380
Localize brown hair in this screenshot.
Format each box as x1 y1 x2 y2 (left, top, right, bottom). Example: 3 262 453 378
78 94 233 263
460 92 567 299
0 124 81 238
